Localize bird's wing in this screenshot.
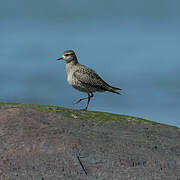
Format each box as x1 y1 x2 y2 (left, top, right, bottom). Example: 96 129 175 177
73 66 110 91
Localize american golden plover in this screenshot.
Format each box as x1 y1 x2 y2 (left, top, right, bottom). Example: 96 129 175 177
57 50 121 110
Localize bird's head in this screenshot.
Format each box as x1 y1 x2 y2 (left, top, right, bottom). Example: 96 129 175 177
57 50 77 63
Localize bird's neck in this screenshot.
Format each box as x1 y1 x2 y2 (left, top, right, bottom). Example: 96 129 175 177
66 59 79 74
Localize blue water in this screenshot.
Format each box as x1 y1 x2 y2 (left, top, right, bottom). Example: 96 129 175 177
1 0 180 127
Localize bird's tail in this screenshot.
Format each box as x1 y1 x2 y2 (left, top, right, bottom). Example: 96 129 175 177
107 86 122 95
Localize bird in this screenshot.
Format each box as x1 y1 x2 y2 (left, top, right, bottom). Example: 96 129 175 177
56 50 122 110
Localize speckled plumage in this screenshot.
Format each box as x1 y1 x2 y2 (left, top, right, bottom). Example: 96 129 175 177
57 50 121 110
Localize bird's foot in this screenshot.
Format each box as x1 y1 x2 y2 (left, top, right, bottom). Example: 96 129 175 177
74 98 82 104
81 108 87 111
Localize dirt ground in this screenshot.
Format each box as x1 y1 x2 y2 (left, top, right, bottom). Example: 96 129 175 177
0 105 180 180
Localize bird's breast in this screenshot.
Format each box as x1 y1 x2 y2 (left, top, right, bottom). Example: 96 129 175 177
67 73 73 85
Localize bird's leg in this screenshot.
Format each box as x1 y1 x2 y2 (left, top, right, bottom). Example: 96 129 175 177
74 93 94 110
84 92 94 110
74 95 89 104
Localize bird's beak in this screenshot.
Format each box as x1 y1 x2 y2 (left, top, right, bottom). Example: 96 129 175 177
56 57 63 61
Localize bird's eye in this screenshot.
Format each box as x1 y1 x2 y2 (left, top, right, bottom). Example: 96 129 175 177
65 54 70 56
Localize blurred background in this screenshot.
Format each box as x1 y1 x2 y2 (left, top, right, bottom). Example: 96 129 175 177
0 0 180 127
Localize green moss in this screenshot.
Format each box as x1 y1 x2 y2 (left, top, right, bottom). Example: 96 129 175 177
0 102 178 129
